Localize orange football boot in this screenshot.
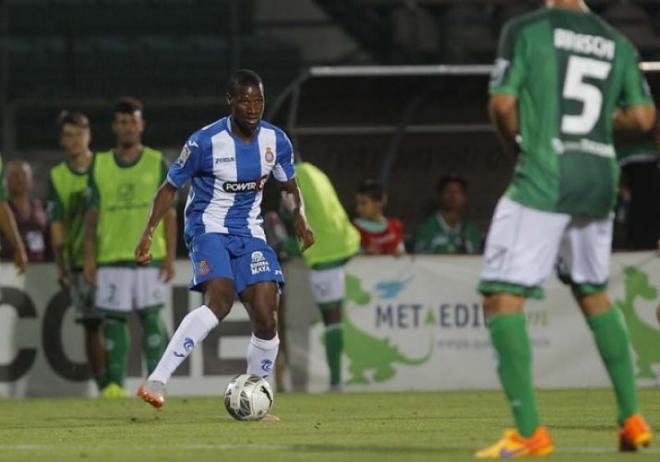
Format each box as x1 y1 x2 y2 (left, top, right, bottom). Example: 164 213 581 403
136 380 166 409
619 414 652 452
475 426 554 459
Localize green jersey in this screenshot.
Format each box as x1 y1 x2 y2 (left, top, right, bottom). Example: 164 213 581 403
491 7 654 219
413 213 482 255
616 140 657 165
88 147 168 265
47 160 91 270
296 162 360 267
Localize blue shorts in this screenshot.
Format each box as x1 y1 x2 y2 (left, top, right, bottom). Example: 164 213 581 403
188 233 284 294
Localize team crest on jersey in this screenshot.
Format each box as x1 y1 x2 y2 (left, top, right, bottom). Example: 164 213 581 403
177 144 192 167
197 260 211 276
265 147 275 164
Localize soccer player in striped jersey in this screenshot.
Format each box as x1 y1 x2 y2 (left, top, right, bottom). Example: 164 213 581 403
476 0 656 457
135 70 314 418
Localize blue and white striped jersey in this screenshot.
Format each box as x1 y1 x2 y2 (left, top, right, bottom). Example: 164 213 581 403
167 117 295 244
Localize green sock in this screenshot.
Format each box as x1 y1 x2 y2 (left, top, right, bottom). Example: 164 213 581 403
104 316 128 387
324 323 344 386
140 309 166 374
587 307 639 425
488 313 540 437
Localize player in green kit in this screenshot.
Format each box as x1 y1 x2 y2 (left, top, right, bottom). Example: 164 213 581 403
476 0 656 457
294 162 360 391
0 156 28 275
83 98 177 397
48 111 107 392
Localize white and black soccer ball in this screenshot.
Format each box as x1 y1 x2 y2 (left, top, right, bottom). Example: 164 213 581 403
224 374 274 421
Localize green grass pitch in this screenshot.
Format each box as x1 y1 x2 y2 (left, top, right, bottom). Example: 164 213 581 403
0 389 658 461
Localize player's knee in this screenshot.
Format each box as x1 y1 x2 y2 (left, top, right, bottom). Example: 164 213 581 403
206 295 234 320
483 293 524 319
577 291 611 317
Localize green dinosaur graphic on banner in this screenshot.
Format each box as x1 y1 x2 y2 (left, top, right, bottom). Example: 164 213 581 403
614 267 660 379
323 273 432 385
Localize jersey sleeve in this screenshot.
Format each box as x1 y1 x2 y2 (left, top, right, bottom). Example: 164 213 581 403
490 21 526 96
272 130 296 182
619 43 654 108
167 135 203 189
46 175 64 223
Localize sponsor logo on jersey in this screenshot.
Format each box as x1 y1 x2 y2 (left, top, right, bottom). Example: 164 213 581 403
260 359 273 372
222 175 268 193
250 251 271 275
177 144 192 167
197 260 211 276
215 156 235 164
265 147 275 164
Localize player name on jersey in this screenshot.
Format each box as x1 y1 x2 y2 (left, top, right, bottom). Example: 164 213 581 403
554 28 615 60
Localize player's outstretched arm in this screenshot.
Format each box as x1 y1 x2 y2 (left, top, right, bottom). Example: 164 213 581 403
0 202 27 274
136 182 177 265
280 179 315 252
489 93 519 155
159 207 177 282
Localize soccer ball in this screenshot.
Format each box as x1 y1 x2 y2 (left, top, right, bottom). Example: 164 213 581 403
224 374 273 421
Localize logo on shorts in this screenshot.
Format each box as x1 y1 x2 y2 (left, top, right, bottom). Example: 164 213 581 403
250 251 271 275
261 359 273 372
265 147 275 164
197 260 211 276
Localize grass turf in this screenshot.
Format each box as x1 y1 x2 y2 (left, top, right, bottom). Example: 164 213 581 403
0 388 658 461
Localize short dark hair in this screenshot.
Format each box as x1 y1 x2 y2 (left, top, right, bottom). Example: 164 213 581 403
113 97 143 116
357 179 386 202
226 69 263 96
56 110 89 130
437 173 467 194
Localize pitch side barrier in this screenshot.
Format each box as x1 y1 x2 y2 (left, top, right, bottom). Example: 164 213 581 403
0 253 658 397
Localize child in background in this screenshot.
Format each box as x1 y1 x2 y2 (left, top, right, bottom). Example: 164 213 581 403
353 179 404 255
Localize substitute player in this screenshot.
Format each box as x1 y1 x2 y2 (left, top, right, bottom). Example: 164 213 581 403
295 162 360 391
135 70 314 416
83 98 176 397
48 111 107 391
476 0 656 457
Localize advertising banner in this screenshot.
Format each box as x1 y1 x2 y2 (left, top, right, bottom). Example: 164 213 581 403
305 253 660 392
0 262 251 397
1 253 658 396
